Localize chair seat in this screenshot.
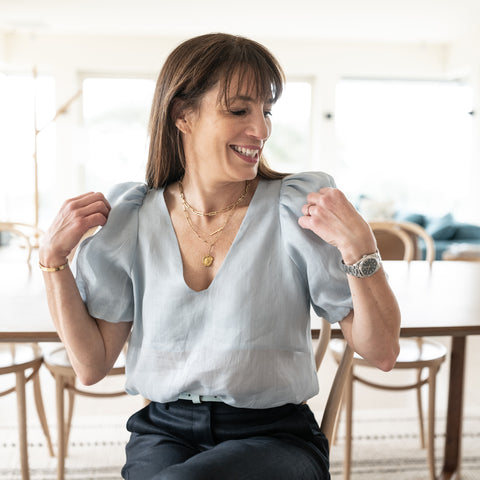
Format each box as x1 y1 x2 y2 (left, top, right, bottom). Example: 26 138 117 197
0 344 43 374
43 344 128 480
329 338 447 368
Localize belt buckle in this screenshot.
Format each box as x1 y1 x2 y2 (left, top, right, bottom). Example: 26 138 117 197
181 393 201 403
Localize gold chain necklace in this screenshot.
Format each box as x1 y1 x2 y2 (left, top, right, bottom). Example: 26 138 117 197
179 179 250 216
179 180 250 267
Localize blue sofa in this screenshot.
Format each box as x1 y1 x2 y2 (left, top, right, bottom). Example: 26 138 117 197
394 212 480 260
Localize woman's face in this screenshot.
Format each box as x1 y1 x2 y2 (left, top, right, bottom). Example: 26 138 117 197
177 75 273 183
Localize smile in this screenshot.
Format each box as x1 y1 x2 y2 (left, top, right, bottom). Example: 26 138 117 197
231 145 260 159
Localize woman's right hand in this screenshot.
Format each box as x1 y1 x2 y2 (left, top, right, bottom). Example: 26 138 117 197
39 192 111 268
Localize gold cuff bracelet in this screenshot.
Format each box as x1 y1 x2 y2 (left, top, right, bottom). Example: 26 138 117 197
39 260 69 272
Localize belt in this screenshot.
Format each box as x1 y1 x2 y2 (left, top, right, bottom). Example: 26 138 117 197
178 393 223 403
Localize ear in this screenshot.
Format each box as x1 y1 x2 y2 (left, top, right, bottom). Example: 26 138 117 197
171 99 190 134
175 117 190 134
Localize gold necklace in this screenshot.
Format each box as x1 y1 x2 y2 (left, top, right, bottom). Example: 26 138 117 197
179 179 250 216
179 180 250 267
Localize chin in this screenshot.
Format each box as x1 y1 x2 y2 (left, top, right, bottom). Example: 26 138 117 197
243 161 260 178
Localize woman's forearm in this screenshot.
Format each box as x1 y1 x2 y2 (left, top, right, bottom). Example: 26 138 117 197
341 267 401 371
41 266 127 385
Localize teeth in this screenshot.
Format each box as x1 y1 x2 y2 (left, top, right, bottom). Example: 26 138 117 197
233 146 258 157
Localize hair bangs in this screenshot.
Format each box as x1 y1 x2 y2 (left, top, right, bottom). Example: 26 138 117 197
218 43 284 109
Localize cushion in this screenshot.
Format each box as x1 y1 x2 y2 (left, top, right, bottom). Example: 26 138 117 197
425 213 456 240
453 223 480 240
394 211 426 227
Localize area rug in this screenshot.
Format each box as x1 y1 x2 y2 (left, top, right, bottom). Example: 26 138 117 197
1 409 479 480
329 408 480 479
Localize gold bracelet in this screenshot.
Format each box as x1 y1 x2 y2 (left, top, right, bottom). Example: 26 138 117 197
39 260 69 272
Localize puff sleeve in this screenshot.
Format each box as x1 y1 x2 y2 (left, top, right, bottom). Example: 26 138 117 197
73 182 147 323
279 172 353 323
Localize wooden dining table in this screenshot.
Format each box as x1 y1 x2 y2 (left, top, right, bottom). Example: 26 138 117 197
326 260 480 480
2 257 480 480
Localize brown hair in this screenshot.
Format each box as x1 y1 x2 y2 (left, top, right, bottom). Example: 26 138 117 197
146 33 288 188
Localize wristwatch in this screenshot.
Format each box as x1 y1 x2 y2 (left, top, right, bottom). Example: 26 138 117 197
341 251 382 278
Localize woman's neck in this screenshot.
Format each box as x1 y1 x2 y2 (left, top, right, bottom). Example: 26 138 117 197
179 172 255 214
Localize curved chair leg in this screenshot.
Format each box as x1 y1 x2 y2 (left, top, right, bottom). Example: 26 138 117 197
64 376 76 457
344 366 353 480
416 367 426 449
330 391 344 446
427 366 438 480
15 370 30 480
32 370 55 456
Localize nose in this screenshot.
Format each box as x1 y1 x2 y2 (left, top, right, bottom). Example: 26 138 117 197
246 110 271 141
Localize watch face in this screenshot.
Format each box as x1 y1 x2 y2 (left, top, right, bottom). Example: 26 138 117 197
360 257 379 276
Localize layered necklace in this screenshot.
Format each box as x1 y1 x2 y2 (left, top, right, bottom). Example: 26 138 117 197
178 179 250 267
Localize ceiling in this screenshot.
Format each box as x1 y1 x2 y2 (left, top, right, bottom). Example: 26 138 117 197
1 0 480 44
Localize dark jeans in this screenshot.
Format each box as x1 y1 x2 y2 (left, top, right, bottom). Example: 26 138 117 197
121 400 330 480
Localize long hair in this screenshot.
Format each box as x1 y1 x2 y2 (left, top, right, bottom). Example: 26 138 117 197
146 33 287 189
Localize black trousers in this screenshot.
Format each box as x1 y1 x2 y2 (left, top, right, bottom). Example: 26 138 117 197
121 400 330 480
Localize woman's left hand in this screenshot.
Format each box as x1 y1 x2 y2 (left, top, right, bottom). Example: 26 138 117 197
298 187 376 264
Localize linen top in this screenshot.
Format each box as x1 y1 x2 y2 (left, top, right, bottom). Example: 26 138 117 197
74 171 353 408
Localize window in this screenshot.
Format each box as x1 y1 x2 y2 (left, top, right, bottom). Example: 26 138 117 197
265 81 312 173
0 73 56 227
82 77 156 192
335 78 473 219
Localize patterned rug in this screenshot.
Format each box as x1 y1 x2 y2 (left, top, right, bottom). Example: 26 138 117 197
1 409 479 479
329 409 480 479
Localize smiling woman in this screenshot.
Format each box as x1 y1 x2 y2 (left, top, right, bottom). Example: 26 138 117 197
174 81 273 184
145 33 285 189
39 32 400 480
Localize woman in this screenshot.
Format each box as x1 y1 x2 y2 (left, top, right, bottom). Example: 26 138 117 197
40 33 400 480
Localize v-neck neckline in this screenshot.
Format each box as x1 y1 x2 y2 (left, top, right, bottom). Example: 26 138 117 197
160 179 264 293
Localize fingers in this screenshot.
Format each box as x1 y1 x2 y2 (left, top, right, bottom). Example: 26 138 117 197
300 187 338 222
61 193 110 228
298 187 377 260
63 192 111 215
301 203 315 217
306 188 347 211
41 192 111 265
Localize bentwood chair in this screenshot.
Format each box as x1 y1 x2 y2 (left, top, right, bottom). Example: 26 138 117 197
369 220 436 263
0 344 55 480
0 227 54 480
329 220 447 480
0 222 33 264
43 345 127 480
312 318 354 445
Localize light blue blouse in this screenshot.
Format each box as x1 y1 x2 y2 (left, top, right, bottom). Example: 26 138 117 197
74 172 353 408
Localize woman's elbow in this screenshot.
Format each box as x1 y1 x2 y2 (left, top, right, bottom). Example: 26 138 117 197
74 365 110 386
76 371 104 387
375 341 400 372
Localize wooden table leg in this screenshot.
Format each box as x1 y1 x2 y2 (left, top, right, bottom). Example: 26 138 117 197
55 373 66 480
437 336 466 480
16 371 30 480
